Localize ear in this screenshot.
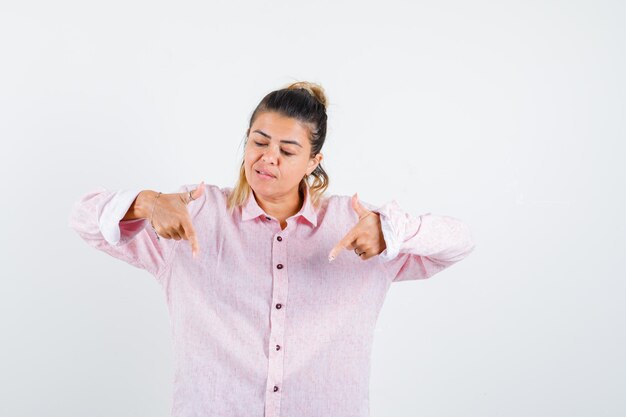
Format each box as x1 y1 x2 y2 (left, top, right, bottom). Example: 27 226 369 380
307 153 323 175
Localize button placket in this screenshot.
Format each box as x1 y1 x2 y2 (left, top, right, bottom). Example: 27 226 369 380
264 232 289 417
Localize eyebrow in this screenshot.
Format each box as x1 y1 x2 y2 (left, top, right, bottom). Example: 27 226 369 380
252 129 303 148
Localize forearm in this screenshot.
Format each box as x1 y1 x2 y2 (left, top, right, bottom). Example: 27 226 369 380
374 200 475 263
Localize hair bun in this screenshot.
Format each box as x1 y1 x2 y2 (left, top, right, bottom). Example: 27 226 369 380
286 81 328 109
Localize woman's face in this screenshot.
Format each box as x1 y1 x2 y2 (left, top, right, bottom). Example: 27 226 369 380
244 111 322 200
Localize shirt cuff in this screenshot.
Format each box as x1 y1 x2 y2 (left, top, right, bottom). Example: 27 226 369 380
362 199 405 261
98 188 144 245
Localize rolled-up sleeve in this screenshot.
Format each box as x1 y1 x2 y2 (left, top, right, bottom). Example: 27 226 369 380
68 185 186 283
371 200 476 282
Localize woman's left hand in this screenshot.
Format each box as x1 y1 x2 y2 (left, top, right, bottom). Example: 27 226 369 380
328 193 387 262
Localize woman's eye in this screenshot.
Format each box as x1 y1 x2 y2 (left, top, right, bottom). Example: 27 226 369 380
254 142 293 156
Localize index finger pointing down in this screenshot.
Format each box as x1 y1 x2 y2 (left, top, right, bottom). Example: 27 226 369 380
182 220 200 259
328 230 357 262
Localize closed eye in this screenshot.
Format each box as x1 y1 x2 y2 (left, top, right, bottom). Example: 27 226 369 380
254 141 294 156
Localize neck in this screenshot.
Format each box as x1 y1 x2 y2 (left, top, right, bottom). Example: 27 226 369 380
253 186 304 224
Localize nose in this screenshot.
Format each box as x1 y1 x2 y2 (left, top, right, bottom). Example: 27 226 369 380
261 144 280 164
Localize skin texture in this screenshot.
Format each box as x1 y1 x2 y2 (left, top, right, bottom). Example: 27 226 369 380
243 111 386 262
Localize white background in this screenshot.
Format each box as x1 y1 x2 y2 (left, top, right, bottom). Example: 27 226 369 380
1 0 625 416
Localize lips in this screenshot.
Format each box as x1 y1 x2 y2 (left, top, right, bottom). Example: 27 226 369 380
255 167 276 178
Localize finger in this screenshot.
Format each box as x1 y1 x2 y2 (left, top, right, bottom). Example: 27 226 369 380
351 193 371 219
328 229 358 262
192 181 205 199
186 181 205 204
359 249 373 261
182 220 200 259
176 224 188 241
159 230 174 240
157 222 180 240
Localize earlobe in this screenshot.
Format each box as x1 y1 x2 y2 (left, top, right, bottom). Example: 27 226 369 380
308 161 319 176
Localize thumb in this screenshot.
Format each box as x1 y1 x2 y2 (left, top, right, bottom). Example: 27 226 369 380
187 181 205 203
351 193 370 219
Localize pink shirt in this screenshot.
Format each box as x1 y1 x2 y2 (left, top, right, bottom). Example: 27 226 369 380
68 183 475 417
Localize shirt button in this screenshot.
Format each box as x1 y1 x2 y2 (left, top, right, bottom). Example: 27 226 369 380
276 303 282 309
273 385 279 392
277 264 283 269
277 236 282 241
265 216 271 221
276 344 281 350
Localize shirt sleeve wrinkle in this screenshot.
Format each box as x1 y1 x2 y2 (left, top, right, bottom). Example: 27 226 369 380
67 184 190 282
370 199 476 282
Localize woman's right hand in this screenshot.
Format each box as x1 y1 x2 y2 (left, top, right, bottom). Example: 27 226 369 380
143 181 205 258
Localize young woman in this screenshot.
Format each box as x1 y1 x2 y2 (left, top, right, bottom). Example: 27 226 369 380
68 81 475 417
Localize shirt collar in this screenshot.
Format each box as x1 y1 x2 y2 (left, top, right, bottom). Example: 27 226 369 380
241 186 318 227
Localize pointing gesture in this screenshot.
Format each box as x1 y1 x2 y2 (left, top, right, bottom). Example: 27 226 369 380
148 181 205 259
328 193 387 262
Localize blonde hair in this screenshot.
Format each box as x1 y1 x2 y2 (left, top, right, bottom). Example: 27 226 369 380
226 81 330 216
